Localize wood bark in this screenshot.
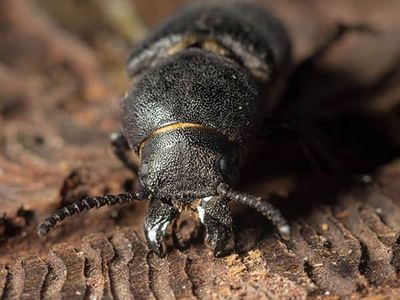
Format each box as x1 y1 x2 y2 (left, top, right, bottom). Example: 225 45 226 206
0 0 399 298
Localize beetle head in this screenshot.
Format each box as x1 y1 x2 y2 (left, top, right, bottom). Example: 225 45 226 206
139 127 239 202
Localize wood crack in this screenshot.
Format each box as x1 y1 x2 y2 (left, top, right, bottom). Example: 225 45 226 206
0 264 8 300
147 252 174 300
184 256 199 299
51 244 86 299
391 235 400 272
3 261 24 300
83 234 115 299
42 252 66 300
123 230 155 299
21 255 48 300
109 231 134 300
81 236 104 299
332 194 398 286
167 250 196 299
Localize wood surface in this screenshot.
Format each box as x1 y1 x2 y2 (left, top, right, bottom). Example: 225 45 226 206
0 0 399 298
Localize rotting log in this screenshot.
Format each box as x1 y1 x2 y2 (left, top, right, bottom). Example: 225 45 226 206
0 0 399 298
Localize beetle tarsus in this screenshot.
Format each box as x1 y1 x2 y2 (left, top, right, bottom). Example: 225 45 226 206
217 183 291 240
144 198 178 257
38 191 146 237
203 220 233 257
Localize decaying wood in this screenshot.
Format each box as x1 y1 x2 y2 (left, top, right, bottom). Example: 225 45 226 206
1 175 400 299
0 0 399 298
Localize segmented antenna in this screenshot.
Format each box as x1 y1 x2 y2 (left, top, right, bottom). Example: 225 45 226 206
38 191 147 238
217 183 291 239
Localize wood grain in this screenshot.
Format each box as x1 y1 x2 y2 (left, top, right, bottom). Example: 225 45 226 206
0 0 399 298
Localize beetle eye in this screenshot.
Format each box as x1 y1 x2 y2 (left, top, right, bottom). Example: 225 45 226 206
140 163 149 177
219 156 231 174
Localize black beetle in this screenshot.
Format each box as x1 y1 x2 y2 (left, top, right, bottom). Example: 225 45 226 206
39 1 293 257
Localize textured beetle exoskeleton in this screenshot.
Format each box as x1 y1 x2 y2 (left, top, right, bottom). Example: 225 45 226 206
39 1 292 257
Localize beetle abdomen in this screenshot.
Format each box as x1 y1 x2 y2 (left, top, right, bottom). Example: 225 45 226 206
127 1 290 82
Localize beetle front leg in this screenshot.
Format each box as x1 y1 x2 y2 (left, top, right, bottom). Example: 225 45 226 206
144 198 178 257
198 196 234 257
110 131 139 174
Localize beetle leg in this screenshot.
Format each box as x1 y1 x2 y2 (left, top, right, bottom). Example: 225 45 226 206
198 196 234 257
283 23 373 111
261 118 344 175
110 132 139 174
296 122 344 175
144 198 178 257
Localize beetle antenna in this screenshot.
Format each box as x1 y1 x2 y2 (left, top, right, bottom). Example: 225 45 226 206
217 183 290 240
38 190 147 238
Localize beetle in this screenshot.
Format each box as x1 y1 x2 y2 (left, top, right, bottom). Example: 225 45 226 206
38 1 294 257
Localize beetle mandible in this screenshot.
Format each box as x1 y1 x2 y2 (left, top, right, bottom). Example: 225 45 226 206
39 1 293 257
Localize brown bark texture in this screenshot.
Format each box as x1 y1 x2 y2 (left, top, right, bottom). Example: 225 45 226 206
0 0 400 299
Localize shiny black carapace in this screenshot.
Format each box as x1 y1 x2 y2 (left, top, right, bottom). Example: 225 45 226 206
39 1 292 257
